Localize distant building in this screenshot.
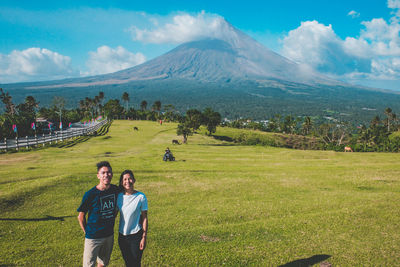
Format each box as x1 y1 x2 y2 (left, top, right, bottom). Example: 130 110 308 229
35 117 47 123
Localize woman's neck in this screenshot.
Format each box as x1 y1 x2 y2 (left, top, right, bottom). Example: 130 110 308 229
124 188 136 195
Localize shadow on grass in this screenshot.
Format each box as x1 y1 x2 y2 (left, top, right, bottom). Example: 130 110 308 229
198 143 237 146
0 182 61 212
58 120 112 148
0 215 74 222
212 135 234 142
278 254 331 267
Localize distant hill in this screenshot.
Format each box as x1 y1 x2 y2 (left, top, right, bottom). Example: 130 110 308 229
2 19 400 124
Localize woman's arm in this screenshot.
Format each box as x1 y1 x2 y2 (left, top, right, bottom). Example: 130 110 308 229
140 210 148 250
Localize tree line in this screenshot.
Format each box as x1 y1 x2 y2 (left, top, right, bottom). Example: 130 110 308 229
0 89 221 142
224 108 400 152
2 87 399 152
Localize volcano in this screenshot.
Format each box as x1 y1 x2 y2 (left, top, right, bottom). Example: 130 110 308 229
2 20 400 123
23 21 336 88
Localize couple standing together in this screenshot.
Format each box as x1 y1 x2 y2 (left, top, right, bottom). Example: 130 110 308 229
77 161 148 267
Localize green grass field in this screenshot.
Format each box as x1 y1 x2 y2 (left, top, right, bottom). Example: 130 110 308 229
1 120 400 266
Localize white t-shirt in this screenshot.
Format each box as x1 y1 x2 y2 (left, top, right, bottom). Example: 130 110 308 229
117 191 148 235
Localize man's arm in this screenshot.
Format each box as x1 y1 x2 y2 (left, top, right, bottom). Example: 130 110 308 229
140 210 148 250
77 212 87 234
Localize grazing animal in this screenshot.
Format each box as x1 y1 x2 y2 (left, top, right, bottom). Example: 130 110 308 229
172 139 180 145
344 146 353 152
133 126 139 131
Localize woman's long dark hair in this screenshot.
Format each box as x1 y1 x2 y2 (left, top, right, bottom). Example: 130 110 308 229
119 170 135 192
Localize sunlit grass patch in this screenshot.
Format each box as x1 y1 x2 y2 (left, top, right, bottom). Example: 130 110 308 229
0 120 400 266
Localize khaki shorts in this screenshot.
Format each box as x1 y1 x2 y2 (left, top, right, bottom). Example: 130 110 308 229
83 235 114 267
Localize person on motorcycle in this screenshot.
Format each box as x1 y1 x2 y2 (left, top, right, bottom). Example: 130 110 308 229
163 147 175 161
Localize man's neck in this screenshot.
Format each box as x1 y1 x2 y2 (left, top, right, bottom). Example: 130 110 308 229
97 183 110 191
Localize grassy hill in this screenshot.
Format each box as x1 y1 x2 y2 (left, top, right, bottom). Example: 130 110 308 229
1 120 399 266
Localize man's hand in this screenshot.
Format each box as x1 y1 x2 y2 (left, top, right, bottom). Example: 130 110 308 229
77 212 87 234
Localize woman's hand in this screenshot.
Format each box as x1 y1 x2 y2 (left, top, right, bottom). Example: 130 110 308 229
140 235 146 250
140 210 148 251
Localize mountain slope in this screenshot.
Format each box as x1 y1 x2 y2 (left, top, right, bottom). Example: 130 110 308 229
2 20 400 124
21 20 337 89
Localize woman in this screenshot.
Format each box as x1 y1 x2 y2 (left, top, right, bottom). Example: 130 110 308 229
117 170 148 267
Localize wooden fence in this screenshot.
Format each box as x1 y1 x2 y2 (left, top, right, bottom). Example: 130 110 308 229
0 119 108 151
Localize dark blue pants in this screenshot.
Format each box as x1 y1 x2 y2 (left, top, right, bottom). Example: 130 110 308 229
118 230 143 267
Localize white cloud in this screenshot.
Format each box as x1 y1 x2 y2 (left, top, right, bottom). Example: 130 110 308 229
282 2 400 89
130 11 231 44
85 45 146 75
348 10 360 18
282 21 370 75
0 48 75 83
388 0 400 9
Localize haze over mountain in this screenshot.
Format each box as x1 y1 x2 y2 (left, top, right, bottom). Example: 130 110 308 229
2 19 400 124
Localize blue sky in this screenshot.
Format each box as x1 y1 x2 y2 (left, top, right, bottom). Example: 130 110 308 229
1 0 399 90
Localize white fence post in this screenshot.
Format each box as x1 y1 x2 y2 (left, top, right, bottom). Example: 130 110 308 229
15 136 19 151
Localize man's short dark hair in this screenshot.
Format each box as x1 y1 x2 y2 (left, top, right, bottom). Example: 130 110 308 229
96 161 112 172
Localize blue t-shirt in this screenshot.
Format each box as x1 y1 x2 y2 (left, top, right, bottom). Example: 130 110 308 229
77 184 119 239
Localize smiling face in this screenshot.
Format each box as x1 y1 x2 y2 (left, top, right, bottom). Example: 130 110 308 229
122 173 135 192
97 166 113 187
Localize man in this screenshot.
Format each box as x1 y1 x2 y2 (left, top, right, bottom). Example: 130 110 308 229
77 161 119 267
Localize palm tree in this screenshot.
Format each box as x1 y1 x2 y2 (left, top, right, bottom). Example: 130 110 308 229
359 127 373 150
0 88 16 116
267 114 281 132
392 113 398 131
140 100 147 111
84 97 92 118
94 95 100 116
52 96 66 129
152 100 161 115
122 92 129 112
25 96 39 110
371 115 380 128
283 115 296 134
384 107 392 132
21 96 39 118
275 114 283 132
98 92 105 116
302 116 313 135
98 91 104 101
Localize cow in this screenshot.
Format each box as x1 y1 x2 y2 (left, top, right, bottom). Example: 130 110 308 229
172 139 180 145
344 146 353 152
